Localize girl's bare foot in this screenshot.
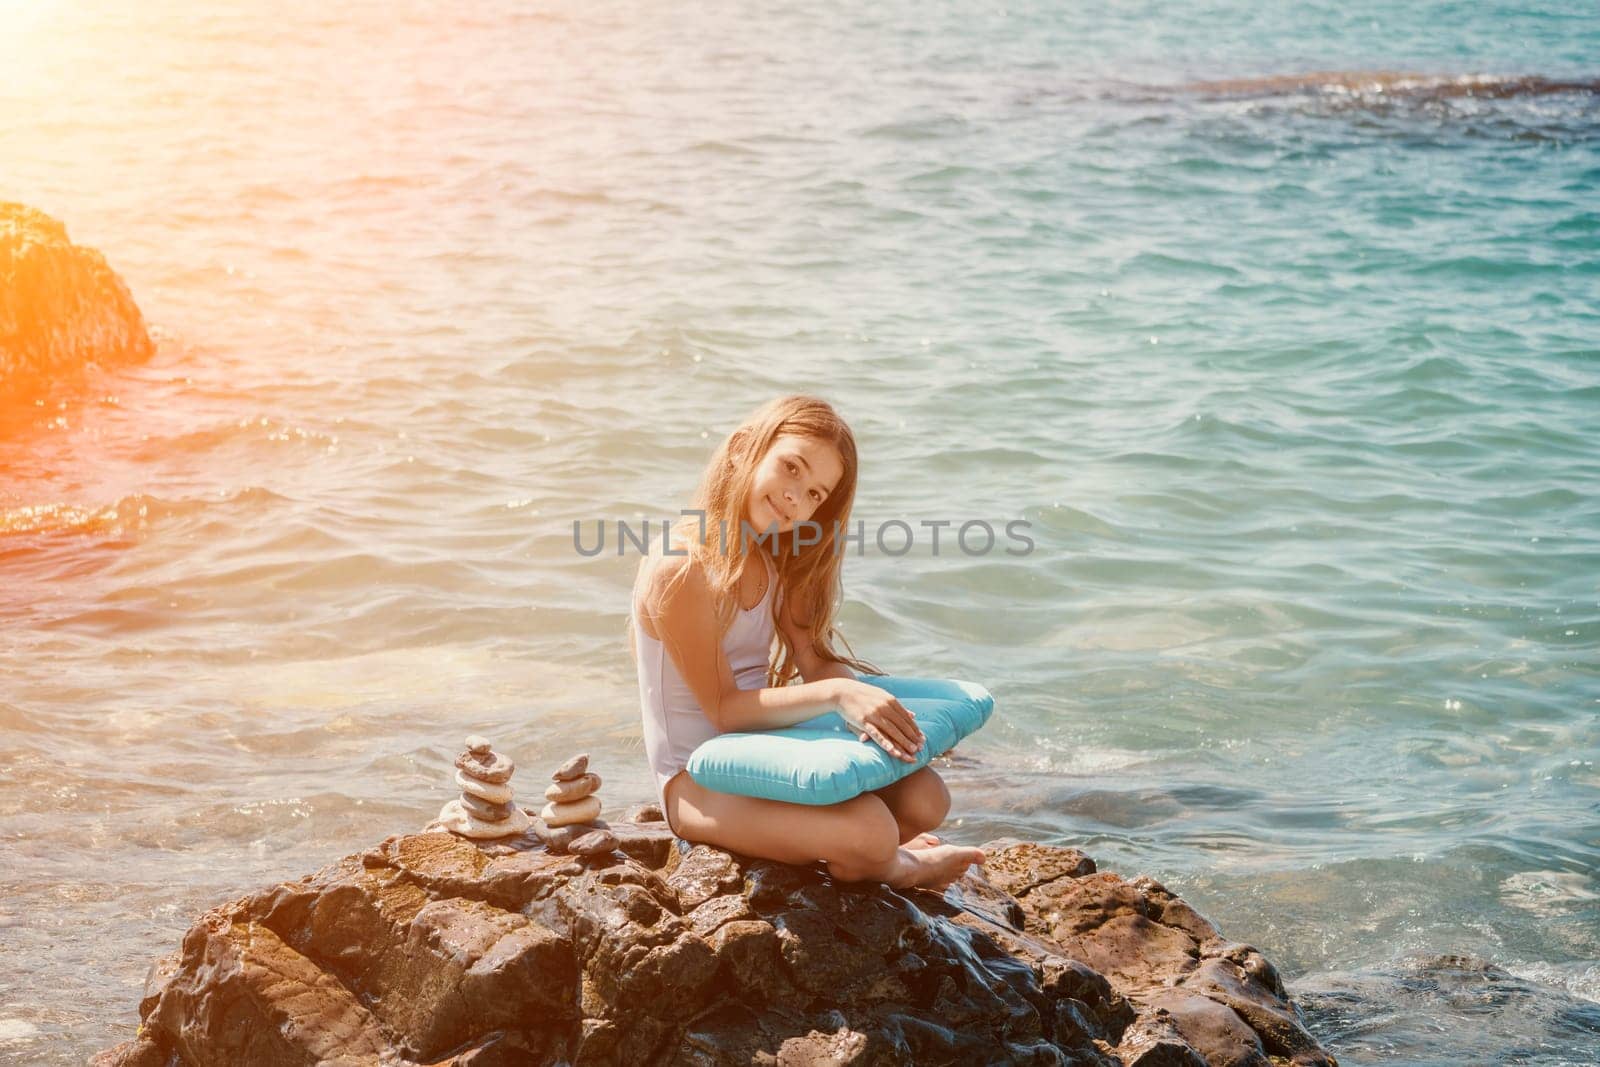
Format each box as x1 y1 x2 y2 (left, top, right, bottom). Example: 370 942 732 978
903 832 942 851
888 844 986 891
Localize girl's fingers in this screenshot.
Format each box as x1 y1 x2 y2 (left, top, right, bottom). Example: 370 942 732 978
892 701 927 752
855 716 920 762
891 729 918 762
887 713 923 755
867 725 913 761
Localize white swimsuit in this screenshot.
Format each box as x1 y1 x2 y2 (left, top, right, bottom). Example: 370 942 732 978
631 552 782 814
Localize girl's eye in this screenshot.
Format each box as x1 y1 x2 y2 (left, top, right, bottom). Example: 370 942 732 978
785 461 798 474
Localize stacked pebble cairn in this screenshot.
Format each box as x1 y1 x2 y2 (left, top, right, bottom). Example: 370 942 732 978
434 735 532 840
535 752 618 857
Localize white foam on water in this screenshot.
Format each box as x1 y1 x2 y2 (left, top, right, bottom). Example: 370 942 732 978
1499 870 1600 916
1504 960 1600 1005
1025 739 1153 775
0 1018 40 1042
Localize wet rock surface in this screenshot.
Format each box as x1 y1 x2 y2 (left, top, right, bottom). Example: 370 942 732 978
94 815 1335 1066
1 201 154 401
1185 72 1600 100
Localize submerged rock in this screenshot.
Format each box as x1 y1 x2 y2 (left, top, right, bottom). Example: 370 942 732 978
1186 72 1600 100
93 820 1336 1066
0 202 154 400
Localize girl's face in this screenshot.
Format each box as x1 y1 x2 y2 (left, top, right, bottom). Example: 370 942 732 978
746 433 845 534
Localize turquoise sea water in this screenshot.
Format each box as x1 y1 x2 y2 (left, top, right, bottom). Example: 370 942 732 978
1 1 1597 1062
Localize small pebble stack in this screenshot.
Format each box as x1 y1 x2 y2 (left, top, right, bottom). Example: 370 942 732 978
433 735 532 840
535 753 618 856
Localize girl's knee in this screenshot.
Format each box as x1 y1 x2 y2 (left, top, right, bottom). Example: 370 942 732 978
904 769 951 828
928 770 951 814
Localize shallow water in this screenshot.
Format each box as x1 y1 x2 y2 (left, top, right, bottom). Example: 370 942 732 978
2 1 1598 1062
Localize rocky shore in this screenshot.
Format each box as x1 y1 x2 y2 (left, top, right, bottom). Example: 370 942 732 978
94 804 1335 1066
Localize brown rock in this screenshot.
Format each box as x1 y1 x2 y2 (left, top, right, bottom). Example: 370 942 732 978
94 832 1333 1067
580 819 673 868
626 801 664 823
980 837 1097 897
454 769 513 805
464 734 493 756
1 202 155 404
704 917 779 994
427 799 531 841
544 772 601 803
567 829 619 857
455 749 514 785
541 795 601 828
665 843 745 911
684 892 756 937
552 753 589 782
457 791 513 823
534 820 585 852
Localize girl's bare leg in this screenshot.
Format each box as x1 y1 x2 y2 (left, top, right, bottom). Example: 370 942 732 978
870 767 952 846
664 771 984 890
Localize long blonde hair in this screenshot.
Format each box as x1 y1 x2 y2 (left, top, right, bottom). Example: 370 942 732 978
629 394 882 687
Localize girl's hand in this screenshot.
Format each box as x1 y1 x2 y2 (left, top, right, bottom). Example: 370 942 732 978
834 679 926 762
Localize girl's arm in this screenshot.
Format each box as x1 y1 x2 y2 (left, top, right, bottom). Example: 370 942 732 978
649 556 924 758
647 555 847 732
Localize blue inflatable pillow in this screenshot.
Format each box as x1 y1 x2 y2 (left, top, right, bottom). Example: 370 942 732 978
685 673 994 806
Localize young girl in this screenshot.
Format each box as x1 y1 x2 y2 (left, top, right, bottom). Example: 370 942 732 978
628 394 986 891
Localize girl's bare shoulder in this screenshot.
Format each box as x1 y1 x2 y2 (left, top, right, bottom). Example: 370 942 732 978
635 553 708 615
